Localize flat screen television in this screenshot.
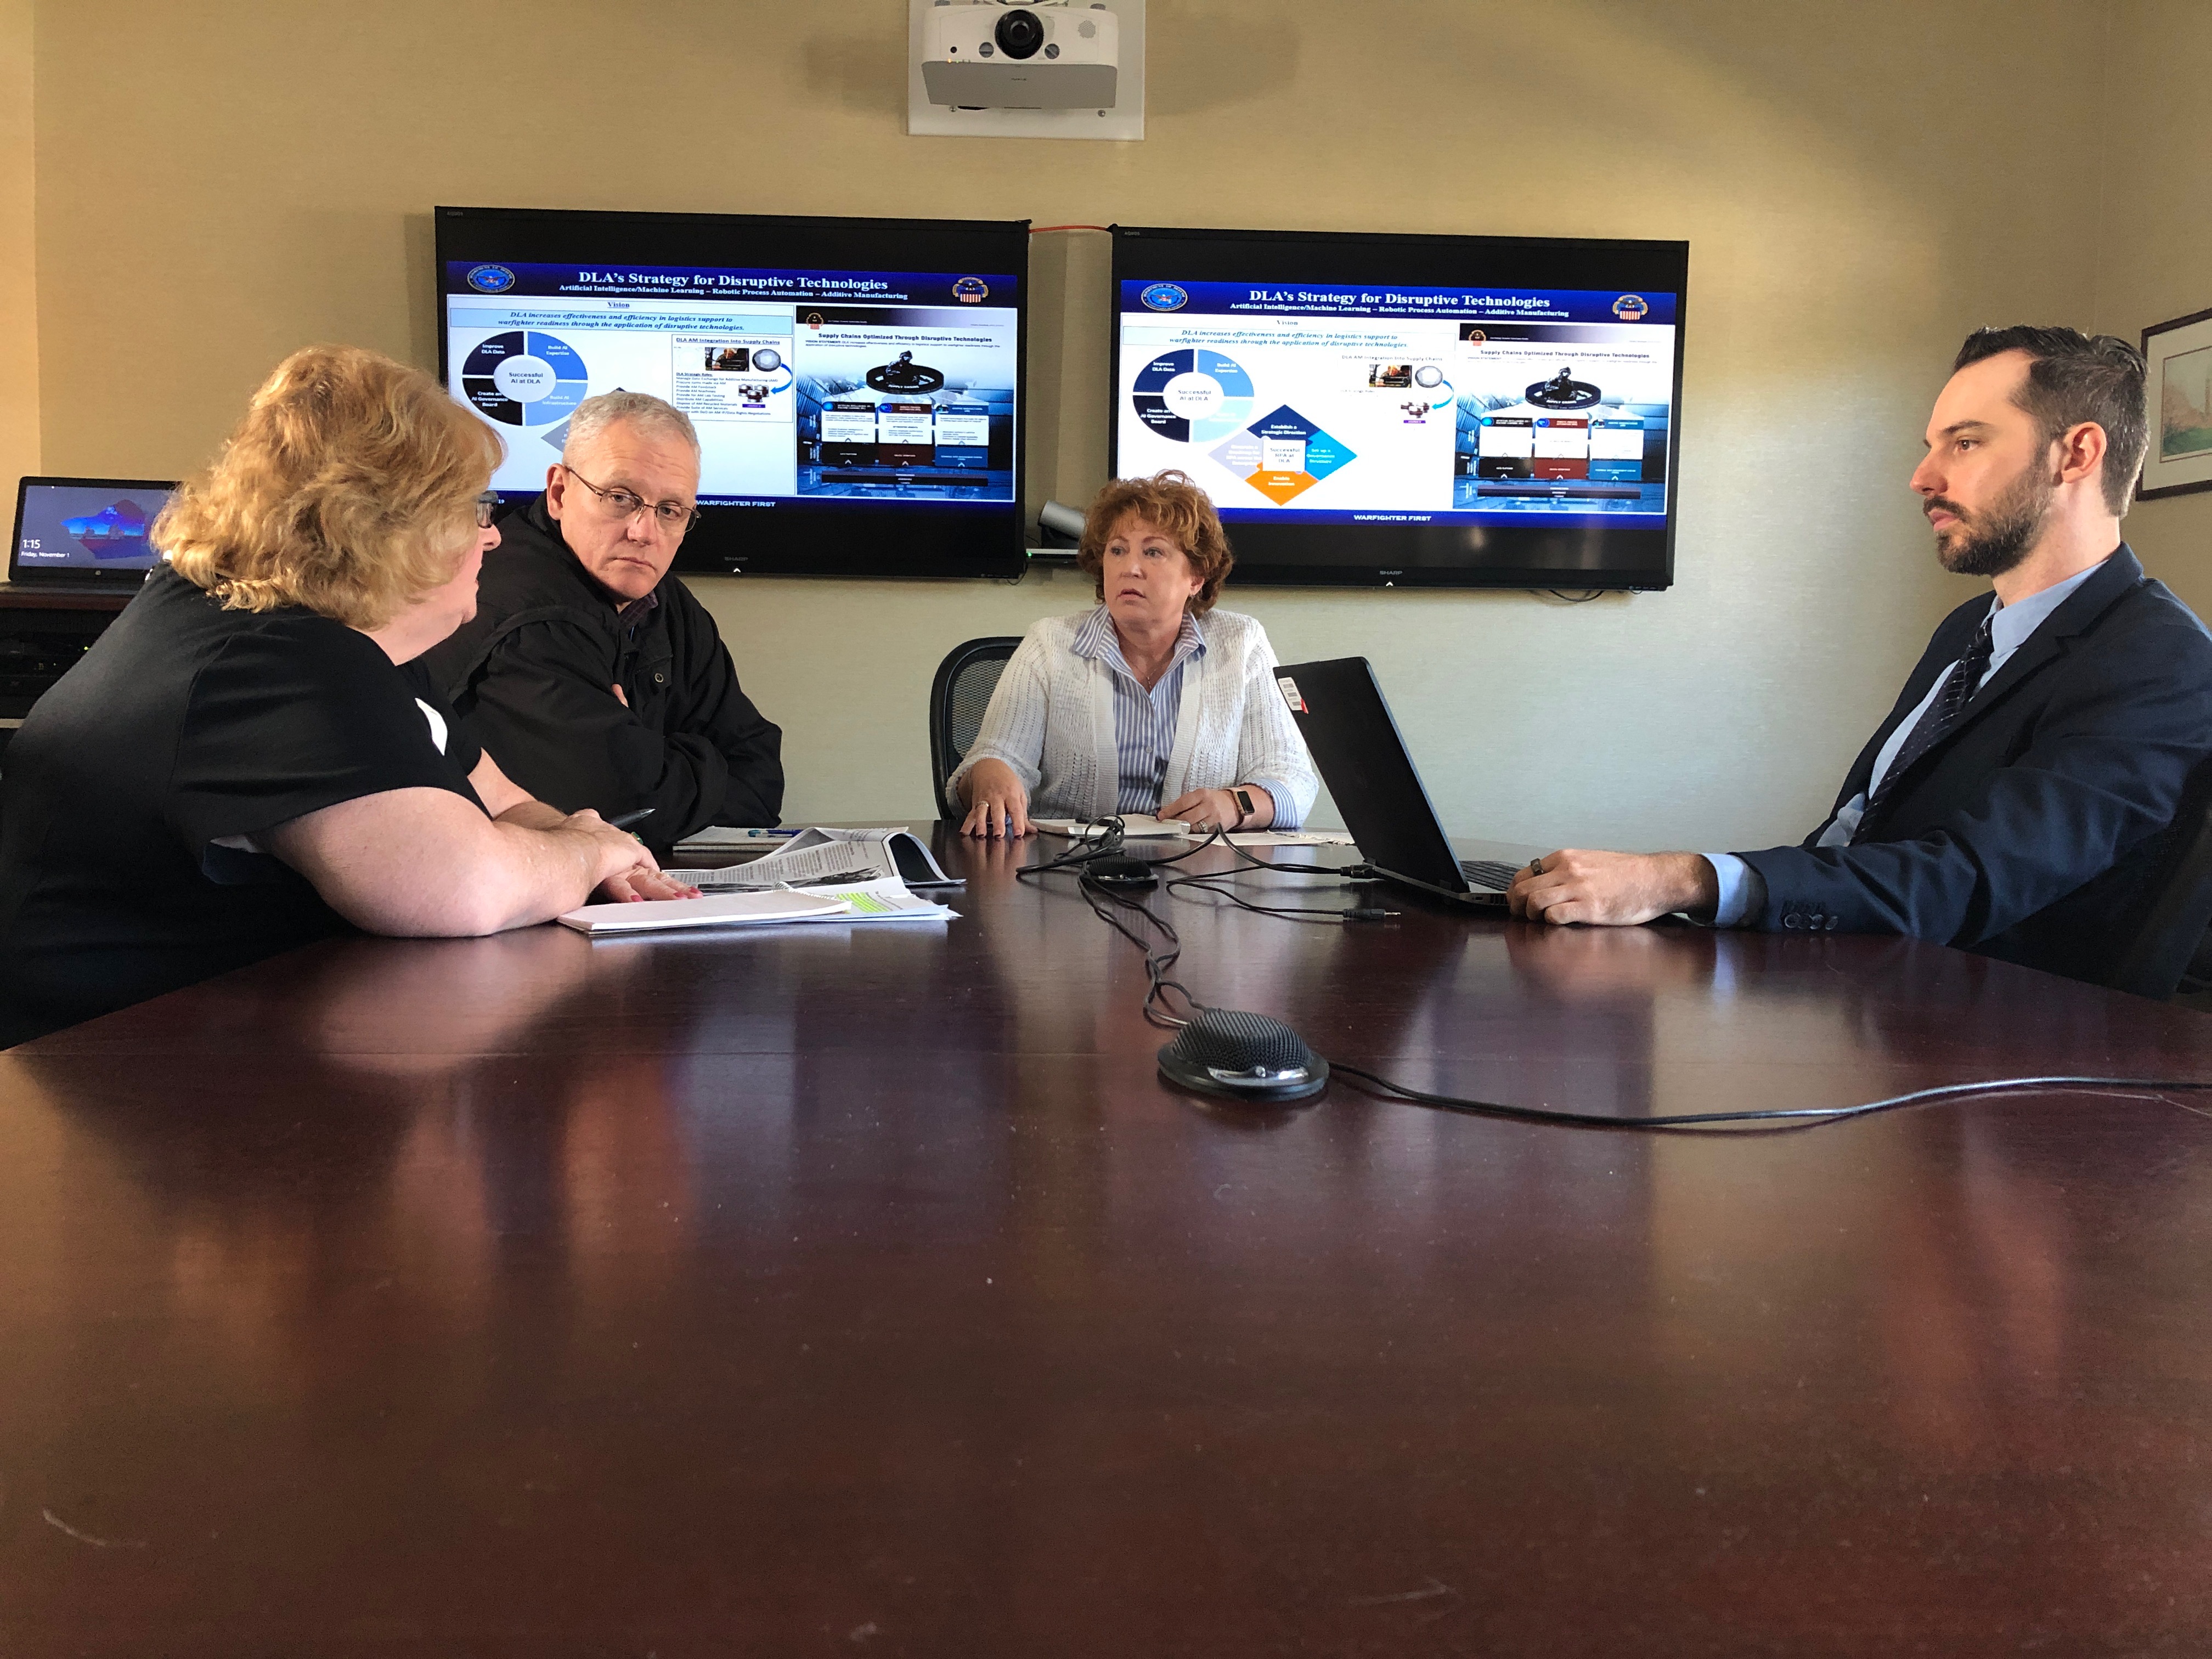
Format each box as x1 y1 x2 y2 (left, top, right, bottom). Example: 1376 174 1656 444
1110 225 1688 589
436 206 1029 579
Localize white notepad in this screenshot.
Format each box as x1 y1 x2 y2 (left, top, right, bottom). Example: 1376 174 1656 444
1033 815 1188 838
557 888 853 936
1030 818 1357 848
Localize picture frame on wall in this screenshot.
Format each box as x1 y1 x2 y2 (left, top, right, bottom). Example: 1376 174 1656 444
2140 306 2212 500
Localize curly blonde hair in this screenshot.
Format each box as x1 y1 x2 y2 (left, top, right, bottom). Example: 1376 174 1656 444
157 345 504 630
1076 470 1235 614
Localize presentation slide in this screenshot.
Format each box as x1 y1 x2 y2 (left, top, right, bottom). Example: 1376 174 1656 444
13 483 173 573
443 263 1018 507
788 307 1013 496
1116 282 1675 528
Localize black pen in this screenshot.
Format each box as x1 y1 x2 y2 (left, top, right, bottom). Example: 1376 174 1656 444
609 808 656 832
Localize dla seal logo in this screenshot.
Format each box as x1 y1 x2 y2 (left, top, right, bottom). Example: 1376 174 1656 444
1613 294 1650 320
465 264 517 294
953 276 990 303
1139 283 1188 312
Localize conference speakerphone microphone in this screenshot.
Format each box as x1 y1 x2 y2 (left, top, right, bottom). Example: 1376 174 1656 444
1156 1009 1329 1105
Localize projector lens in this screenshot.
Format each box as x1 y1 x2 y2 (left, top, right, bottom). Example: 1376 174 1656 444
995 9 1045 59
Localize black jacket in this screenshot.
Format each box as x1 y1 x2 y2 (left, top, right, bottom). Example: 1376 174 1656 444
416 496 783 842
1739 544 2212 983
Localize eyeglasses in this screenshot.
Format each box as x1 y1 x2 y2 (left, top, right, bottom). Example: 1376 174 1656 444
561 465 701 535
475 492 501 529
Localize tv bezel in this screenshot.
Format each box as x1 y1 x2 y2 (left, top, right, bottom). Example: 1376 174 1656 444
435 205 1030 582
1108 224 1688 591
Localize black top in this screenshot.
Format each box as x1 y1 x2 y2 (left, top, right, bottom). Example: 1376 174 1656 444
0 566 485 1046
415 496 783 848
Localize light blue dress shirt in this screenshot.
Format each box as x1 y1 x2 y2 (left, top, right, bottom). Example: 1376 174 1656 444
1704 561 2106 927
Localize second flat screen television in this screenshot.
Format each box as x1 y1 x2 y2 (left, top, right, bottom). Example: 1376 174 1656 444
1111 225 1688 589
436 206 1028 578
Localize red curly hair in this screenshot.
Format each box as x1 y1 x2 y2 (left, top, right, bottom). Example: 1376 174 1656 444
1076 470 1235 613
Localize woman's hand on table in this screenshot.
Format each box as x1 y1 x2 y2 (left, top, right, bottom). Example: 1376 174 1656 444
1163 786 1272 836
961 759 1033 839
595 865 701 904
558 809 699 904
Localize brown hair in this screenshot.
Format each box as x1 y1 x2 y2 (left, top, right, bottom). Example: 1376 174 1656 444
157 345 504 630
1076 470 1235 613
1953 325 2149 515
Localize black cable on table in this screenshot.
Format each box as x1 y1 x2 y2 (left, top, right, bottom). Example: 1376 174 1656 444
1013 821 2212 1134
1015 817 1207 1028
1329 1065 2212 1132
1161 832 1388 923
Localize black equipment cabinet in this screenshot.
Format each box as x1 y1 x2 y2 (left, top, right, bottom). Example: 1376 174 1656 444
0 590 130 755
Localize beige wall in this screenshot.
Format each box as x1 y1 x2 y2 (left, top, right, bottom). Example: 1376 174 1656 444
2096 0 2212 617
0 0 33 493
28 1 2118 840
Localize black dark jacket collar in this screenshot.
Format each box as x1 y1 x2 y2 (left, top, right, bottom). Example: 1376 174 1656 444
1964 541 2142 716
1844 543 2143 808
506 493 652 615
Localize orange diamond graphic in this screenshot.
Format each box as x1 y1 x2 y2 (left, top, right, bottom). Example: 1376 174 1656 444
1248 470 1319 505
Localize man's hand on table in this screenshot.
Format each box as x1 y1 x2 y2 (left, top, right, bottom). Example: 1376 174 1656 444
1506 849 1718 927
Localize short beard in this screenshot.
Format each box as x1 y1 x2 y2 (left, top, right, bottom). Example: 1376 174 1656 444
1928 456 2055 578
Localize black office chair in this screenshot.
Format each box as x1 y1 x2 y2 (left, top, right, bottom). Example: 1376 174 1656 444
2101 758 2212 1001
929 636 1023 818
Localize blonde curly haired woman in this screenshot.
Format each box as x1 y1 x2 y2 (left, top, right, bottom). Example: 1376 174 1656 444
0 345 693 1045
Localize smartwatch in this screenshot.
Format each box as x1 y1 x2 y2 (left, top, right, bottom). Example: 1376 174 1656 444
1231 787 1255 829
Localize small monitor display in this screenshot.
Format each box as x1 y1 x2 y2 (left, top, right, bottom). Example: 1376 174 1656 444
11 478 176 581
1111 225 1688 589
437 207 1028 579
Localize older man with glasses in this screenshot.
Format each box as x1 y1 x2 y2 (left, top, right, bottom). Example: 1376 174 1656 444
419 391 784 848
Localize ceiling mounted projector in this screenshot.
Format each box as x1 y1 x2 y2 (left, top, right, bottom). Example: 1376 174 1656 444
921 2 1120 110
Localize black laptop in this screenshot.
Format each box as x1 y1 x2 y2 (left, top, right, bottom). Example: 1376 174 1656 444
10 476 176 596
1274 656 1525 909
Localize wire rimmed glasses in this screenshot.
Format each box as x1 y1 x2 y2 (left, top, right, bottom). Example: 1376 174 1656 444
561 465 701 536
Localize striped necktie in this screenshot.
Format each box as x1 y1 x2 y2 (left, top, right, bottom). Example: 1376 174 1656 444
1853 610 1996 840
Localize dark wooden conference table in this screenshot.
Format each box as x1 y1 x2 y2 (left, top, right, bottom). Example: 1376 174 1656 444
4 825 2212 1656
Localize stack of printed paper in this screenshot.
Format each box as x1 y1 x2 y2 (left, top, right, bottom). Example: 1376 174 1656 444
559 878 958 937
670 826 959 889
557 888 853 936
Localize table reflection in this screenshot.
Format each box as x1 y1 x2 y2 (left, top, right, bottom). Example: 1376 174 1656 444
1 834 2211 1652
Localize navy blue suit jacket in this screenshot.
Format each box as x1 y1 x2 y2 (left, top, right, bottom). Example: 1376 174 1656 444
1737 545 2212 982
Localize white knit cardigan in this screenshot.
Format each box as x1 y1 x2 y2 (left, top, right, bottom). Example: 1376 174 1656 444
947 607 1319 823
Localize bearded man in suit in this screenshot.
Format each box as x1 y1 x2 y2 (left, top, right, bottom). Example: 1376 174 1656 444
1509 325 2212 985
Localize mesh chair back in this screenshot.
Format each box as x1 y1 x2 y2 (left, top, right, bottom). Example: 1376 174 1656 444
929 636 1023 818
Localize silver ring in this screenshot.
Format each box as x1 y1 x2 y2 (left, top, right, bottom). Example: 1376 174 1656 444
1528 857 1544 876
